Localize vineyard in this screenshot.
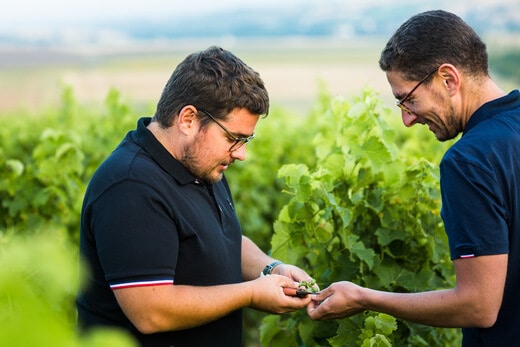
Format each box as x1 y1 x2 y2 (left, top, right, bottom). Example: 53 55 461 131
1 85 461 346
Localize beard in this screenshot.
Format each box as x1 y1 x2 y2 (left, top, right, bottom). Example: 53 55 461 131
432 105 464 142
179 143 224 185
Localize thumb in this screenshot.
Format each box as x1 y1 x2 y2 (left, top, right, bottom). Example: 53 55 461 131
306 299 321 318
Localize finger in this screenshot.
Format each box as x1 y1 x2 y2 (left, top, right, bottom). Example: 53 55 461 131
283 287 298 296
283 287 313 299
307 301 322 319
310 291 329 302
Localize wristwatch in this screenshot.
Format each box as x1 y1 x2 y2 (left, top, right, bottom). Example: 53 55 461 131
262 261 283 276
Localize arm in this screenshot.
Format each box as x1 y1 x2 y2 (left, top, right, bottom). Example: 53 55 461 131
114 273 312 334
113 235 316 335
307 254 507 328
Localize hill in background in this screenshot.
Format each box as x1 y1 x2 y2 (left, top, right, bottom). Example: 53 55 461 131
1 0 518 50
0 0 518 113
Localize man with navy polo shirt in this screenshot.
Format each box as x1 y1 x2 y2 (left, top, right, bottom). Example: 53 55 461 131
76 46 314 346
307 10 520 346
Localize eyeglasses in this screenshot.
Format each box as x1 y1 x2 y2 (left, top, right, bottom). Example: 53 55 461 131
396 68 438 115
198 109 255 152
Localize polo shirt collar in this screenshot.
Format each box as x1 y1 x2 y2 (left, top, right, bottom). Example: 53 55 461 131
464 89 520 134
133 117 199 185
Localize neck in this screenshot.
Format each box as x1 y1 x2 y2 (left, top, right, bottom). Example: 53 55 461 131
462 77 507 125
146 120 181 159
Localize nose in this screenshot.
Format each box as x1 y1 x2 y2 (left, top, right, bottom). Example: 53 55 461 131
401 110 418 127
230 145 247 161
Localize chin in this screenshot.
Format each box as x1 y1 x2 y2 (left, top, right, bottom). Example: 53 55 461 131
204 172 224 184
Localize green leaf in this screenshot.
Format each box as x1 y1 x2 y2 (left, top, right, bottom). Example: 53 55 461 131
278 163 309 188
360 334 392 347
271 221 293 261
259 315 283 345
343 234 376 270
375 227 408 246
329 319 361 347
372 263 417 288
362 136 392 173
5 159 24 177
373 313 398 335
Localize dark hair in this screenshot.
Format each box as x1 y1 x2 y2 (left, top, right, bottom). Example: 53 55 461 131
153 46 269 127
379 10 488 81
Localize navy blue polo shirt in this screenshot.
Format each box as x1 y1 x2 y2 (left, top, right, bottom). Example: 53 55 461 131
440 90 520 346
76 117 243 346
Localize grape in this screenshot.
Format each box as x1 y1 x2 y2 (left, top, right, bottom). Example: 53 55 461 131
298 279 318 293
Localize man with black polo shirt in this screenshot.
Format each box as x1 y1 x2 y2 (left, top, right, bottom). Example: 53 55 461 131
76 46 314 347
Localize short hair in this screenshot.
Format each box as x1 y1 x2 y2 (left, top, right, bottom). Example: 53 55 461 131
379 10 488 81
154 46 269 127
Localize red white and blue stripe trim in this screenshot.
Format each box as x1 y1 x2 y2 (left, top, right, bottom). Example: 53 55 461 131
110 279 174 290
460 254 475 259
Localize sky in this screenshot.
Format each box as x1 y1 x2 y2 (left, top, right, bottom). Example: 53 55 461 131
1 0 308 26
2 0 517 29
0 0 415 45
1 0 517 47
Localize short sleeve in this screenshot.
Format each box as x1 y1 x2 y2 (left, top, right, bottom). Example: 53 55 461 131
90 179 178 287
440 156 509 259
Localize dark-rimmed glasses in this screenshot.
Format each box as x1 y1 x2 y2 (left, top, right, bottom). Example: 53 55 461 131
396 68 438 115
199 109 255 152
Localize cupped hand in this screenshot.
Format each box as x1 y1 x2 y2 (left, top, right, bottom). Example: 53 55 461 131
249 274 313 314
272 264 319 289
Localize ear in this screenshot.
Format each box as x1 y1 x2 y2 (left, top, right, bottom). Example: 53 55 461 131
177 105 199 134
438 63 461 97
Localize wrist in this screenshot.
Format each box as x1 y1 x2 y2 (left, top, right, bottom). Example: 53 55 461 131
261 261 283 277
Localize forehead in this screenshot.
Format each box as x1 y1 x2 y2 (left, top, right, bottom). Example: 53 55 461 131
385 70 412 100
222 108 259 136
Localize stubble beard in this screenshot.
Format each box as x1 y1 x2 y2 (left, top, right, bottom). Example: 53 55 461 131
433 106 464 142
180 145 223 185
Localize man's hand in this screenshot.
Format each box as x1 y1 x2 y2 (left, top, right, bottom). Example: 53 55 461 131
272 263 318 286
248 274 313 314
307 281 364 320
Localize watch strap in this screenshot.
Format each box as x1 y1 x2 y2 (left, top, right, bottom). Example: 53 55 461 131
262 261 283 276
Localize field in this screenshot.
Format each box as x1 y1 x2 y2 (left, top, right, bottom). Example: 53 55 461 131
0 38 398 116
3 36 517 118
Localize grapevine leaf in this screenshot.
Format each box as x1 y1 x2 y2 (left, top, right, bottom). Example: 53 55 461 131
278 163 309 189
322 153 346 178
347 101 369 119
278 205 291 223
259 316 282 345
372 263 417 288
5 159 24 176
373 313 398 335
375 227 408 246
361 136 392 173
342 234 376 269
271 220 293 262
329 319 361 347
361 334 392 347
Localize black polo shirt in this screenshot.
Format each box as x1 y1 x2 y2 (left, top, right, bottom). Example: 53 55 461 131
76 117 243 346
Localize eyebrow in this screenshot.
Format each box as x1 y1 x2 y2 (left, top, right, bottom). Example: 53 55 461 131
220 126 253 139
395 89 410 101
234 131 254 138
224 123 254 138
